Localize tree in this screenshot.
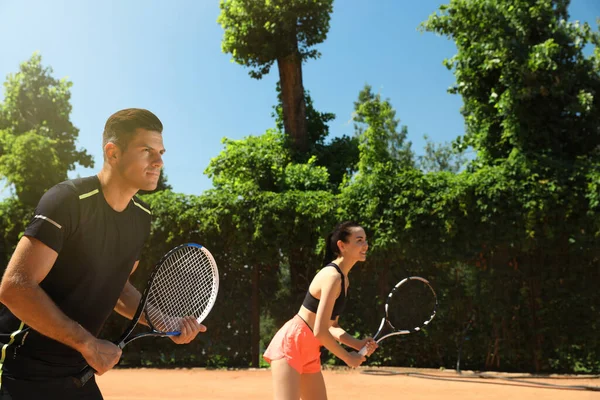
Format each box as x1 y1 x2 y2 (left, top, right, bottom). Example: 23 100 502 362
422 0 600 372
336 85 416 271
218 0 334 154
206 130 290 193
205 129 333 367
272 83 359 188
0 54 93 206
353 84 414 172
417 134 467 173
422 0 600 165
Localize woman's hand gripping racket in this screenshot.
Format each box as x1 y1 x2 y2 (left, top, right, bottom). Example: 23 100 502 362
359 276 437 356
73 243 219 387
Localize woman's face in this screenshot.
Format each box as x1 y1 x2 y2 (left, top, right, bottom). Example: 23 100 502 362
339 227 368 262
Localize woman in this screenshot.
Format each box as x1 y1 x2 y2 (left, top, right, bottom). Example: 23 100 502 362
263 221 377 399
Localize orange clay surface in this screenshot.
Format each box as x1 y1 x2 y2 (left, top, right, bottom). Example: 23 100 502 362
96 366 599 400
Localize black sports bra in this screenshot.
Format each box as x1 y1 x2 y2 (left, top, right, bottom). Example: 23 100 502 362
302 263 347 320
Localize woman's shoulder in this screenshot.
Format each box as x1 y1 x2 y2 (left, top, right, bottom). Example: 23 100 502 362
313 266 343 285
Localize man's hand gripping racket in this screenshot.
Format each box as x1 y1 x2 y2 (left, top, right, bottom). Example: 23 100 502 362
73 243 219 387
359 276 437 356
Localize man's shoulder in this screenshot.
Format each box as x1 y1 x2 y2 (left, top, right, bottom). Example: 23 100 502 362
39 176 98 205
60 176 100 198
47 176 100 200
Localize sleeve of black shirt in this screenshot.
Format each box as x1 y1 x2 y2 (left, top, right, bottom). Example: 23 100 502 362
23 183 79 253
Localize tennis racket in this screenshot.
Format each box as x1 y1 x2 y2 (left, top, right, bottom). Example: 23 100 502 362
73 243 219 387
359 276 437 356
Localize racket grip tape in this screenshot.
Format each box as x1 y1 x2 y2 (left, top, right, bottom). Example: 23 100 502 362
72 366 95 388
358 345 368 357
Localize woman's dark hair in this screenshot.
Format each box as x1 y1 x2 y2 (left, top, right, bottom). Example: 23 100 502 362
324 221 362 264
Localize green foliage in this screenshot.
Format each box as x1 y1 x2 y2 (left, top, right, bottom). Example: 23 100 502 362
218 0 334 79
417 0 600 372
283 156 330 191
313 135 360 189
0 130 64 206
0 197 31 268
272 83 359 188
417 134 468 173
273 83 335 151
218 1 334 155
0 54 93 206
206 129 289 192
189 55 599 372
0 53 93 273
206 129 330 194
353 84 414 172
422 0 600 165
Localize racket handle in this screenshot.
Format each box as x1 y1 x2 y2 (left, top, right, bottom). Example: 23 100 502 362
358 345 368 357
72 366 95 388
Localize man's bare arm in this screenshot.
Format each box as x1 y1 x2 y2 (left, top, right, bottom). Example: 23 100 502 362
113 261 148 325
0 236 121 374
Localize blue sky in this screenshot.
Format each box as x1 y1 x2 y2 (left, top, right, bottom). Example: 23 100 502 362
0 0 598 198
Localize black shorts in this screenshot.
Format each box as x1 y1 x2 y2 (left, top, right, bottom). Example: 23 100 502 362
0 375 103 400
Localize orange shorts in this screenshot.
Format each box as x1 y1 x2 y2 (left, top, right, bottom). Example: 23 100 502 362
263 315 322 374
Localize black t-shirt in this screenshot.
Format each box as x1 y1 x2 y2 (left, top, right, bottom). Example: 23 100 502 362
0 176 151 379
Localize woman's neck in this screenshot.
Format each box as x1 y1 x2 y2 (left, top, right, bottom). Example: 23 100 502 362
332 257 355 275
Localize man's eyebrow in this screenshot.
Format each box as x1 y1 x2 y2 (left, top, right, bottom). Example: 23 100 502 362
139 144 166 154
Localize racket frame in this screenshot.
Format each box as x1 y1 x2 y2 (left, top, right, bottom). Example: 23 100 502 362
359 276 437 356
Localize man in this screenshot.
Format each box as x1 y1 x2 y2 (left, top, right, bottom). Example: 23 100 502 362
0 109 205 399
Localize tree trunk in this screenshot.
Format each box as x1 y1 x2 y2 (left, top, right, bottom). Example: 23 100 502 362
251 264 260 367
277 51 307 154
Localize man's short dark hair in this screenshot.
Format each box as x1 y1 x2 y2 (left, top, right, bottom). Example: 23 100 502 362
103 108 163 152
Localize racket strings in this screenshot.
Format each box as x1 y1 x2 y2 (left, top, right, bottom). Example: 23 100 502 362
386 280 437 333
145 246 218 332
148 248 216 330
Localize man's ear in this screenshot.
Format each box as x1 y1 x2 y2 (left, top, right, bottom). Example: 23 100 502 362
104 142 120 163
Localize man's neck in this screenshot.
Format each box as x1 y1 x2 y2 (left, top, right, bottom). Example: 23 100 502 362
97 169 138 212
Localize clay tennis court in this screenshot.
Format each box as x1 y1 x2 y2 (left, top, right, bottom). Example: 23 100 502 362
96 367 599 400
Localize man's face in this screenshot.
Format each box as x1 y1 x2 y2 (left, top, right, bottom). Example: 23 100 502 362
116 128 165 191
